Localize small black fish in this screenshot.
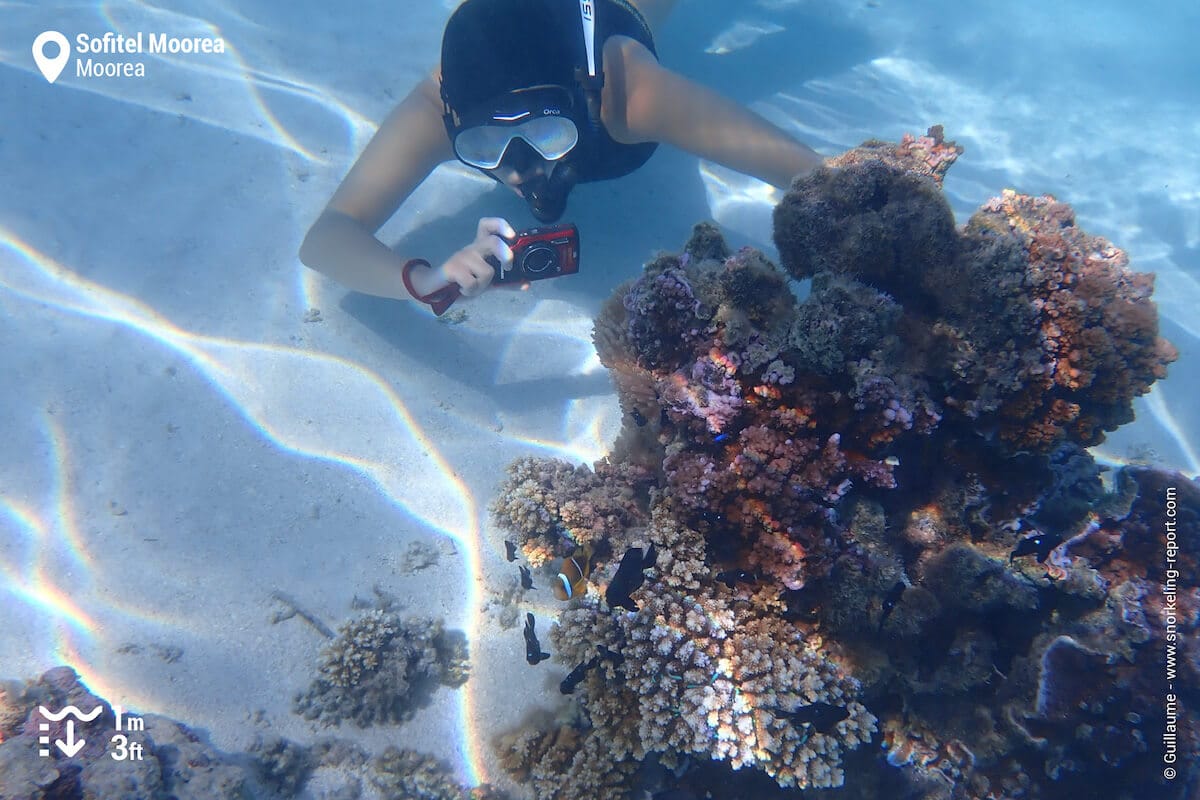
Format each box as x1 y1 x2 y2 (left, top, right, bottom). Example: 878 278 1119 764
523 613 550 665
698 510 724 526
559 656 599 694
660 408 670 427
519 565 535 590
715 569 758 589
878 581 906 632
780 587 820 623
631 408 648 427
605 545 657 612
1009 530 1065 563
596 644 624 668
504 540 518 562
779 701 849 733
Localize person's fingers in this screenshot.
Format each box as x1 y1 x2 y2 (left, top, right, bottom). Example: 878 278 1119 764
477 216 516 242
488 236 514 269
447 249 497 297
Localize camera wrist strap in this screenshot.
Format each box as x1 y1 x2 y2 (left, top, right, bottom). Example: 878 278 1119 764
401 258 461 316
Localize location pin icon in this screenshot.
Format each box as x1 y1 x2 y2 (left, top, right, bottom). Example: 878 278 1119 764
33 31 70 84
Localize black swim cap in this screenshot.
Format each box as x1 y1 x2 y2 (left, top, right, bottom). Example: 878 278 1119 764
441 0 578 117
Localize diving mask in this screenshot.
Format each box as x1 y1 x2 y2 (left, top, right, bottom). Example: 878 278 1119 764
447 85 580 170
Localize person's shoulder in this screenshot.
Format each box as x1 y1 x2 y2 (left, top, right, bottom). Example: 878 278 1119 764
604 34 655 67
601 36 665 144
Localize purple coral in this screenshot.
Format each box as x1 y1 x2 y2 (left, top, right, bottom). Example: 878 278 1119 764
623 265 709 370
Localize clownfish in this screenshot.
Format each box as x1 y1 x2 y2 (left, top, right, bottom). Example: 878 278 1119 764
552 546 593 601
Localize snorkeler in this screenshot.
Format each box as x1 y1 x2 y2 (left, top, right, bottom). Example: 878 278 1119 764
299 0 826 305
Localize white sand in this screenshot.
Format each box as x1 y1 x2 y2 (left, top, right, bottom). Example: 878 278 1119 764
2 0 1197 796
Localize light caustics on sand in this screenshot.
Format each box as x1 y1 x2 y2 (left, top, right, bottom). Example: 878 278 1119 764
704 19 786 55
91 1 371 161
0 411 194 708
0 233 496 784
698 160 782 248
0 491 100 659
491 303 621 466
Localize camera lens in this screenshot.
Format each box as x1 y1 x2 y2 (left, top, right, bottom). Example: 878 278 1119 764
520 245 558 274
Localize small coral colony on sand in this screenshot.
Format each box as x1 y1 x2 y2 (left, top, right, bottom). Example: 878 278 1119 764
492 128 1198 799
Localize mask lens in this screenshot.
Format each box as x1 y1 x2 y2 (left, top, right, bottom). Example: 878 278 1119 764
454 116 578 169
519 116 578 160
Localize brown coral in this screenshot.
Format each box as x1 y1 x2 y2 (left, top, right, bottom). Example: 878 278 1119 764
964 190 1179 450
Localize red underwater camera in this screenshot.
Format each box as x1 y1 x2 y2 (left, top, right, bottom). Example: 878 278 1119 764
490 223 580 285
403 223 580 316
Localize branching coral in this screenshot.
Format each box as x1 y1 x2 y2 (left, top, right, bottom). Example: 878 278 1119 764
542 499 877 791
495 718 638 800
294 610 469 727
490 456 653 566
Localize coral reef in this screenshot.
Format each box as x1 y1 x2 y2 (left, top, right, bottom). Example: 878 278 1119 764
294 610 469 727
249 734 315 796
489 132 1195 799
828 124 964 186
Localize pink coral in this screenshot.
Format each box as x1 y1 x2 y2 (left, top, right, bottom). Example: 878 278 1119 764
658 348 744 434
827 124 963 186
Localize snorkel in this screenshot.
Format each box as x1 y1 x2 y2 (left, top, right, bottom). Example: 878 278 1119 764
525 160 579 223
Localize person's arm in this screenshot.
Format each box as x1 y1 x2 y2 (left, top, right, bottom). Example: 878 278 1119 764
300 74 469 299
605 38 823 189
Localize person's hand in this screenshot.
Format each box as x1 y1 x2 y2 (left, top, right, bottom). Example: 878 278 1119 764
440 217 515 297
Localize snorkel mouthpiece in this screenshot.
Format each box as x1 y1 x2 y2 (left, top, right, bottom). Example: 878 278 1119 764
527 162 578 223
